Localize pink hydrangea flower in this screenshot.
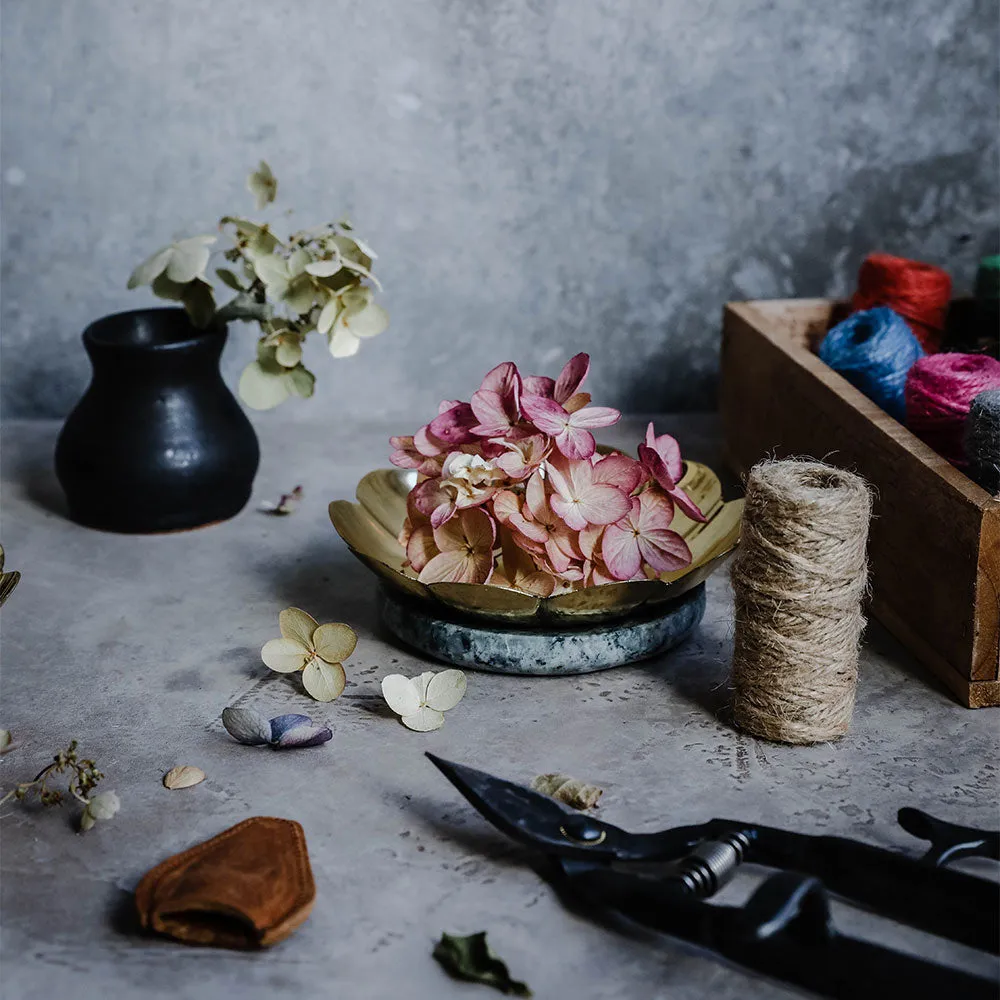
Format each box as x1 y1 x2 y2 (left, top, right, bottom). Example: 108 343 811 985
545 456 631 530
418 507 496 585
470 362 523 437
494 434 549 480
428 401 479 445
390 355 700 595
637 422 706 522
520 394 621 460
602 491 691 581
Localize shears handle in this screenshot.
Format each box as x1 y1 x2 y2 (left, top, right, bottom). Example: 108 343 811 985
557 862 999 1000
699 818 999 954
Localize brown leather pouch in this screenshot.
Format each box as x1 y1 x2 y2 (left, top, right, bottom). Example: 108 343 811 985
135 816 315 949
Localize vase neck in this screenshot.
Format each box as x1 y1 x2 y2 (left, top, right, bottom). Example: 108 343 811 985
83 308 227 379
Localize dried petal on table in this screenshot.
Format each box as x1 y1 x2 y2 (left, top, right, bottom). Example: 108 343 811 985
261 608 355 703
433 931 532 997
268 713 333 748
163 765 206 790
221 705 333 749
222 706 273 746
381 669 466 732
531 773 603 810
259 484 303 515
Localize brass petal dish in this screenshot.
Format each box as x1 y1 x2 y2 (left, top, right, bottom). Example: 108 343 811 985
330 462 743 626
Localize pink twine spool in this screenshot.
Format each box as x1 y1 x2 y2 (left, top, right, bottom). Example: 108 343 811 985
905 353 1000 467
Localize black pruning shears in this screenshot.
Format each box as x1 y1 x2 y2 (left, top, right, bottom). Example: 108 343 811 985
426 754 1000 1000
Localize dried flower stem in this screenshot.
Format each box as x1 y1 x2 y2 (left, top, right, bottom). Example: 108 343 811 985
0 740 104 809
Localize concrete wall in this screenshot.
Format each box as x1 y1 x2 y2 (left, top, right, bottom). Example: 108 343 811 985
2 0 997 421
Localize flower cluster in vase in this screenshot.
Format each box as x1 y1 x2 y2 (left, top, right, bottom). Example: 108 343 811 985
127 162 388 410
390 354 706 595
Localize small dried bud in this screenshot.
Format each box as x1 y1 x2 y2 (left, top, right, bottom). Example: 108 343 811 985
531 773 603 811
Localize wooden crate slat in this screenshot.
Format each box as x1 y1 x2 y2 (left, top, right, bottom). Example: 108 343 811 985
720 299 1000 707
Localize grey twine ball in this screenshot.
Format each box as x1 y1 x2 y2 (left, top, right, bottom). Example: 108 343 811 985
965 389 1000 495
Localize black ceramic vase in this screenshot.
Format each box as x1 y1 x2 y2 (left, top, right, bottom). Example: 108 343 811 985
55 308 260 533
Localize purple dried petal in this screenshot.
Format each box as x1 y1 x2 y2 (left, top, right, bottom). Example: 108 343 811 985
272 719 333 749
268 714 314 743
221 706 272 746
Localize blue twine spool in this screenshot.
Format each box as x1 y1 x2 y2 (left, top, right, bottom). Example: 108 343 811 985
818 307 924 422
965 389 1000 495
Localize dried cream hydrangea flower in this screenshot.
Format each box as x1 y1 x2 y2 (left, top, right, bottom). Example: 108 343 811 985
127 235 217 289
261 608 357 702
80 790 120 832
247 160 277 210
381 670 466 731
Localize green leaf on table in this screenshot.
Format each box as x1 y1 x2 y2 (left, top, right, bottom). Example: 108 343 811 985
432 932 532 997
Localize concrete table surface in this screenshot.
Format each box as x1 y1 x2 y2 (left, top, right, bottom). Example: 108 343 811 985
1 414 997 1000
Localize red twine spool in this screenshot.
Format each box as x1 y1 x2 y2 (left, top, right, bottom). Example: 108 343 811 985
904 353 1000 467
851 253 952 353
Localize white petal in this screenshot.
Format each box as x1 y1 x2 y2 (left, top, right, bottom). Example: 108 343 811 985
127 246 172 289
328 325 361 358
274 339 302 368
238 361 291 410
261 637 309 673
287 247 311 278
284 275 316 314
279 607 319 646
313 623 357 663
401 707 445 732
317 297 340 334
424 669 467 712
347 302 389 339
416 671 436 702
381 674 421 717
302 659 346 702
305 259 341 277
340 286 372 312
350 235 377 260
165 236 215 284
254 253 290 289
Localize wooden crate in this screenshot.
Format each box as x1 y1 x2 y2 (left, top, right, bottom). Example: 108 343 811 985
720 299 1000 708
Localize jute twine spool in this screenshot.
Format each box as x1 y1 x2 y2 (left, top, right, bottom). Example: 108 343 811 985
730 460 873 744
